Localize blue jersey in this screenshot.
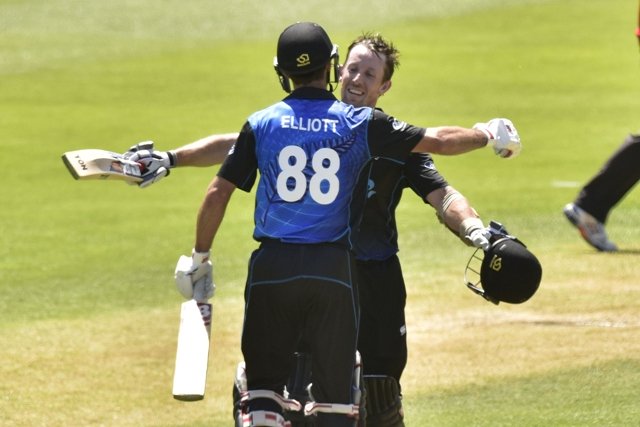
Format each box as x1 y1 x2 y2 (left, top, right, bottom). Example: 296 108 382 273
219 88 425 245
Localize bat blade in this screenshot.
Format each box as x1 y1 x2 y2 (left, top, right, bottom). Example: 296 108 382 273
172 299 212 401
61 149 143 183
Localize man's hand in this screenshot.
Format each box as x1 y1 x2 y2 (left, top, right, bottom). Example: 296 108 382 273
123 141 176 188
174 251 215 302
460 218 491 251
474 118 521 158
465 227 491 251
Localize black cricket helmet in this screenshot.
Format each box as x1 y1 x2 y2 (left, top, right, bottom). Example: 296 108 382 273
273 22 340 93
465 222 542 305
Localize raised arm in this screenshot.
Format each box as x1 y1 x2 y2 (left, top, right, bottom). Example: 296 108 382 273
413 118 521 158
123 133 238 188
173 133 238 167
418 126 488 155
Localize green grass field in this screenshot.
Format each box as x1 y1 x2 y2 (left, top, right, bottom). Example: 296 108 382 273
2 0 639 425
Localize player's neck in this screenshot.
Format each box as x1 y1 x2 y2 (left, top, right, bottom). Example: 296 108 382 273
293 80 329 91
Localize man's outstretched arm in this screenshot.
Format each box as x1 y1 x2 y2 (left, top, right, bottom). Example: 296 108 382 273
416 118 521 158
172 133 239 167
123 133 238 187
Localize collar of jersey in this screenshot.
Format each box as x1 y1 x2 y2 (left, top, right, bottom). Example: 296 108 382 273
285 87 338 101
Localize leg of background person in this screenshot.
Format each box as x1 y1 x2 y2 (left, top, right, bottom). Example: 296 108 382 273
574 134 640 223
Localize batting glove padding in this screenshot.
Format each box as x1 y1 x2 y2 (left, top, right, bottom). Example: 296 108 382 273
474 118 521 158
460 217 491 251
174 251 215 302
123 141 176 188
466 227 492 251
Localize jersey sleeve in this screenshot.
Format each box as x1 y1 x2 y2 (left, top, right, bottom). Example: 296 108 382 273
403 153 448 204
367 110 426 162
217 121 258 192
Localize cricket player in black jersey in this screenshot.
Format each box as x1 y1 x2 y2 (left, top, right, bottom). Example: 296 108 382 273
128 29 521 426
320 34 520 426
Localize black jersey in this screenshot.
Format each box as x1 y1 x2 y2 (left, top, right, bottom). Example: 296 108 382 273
351 153 448 261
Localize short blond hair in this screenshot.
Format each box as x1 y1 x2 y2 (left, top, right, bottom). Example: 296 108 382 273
346 32 400 81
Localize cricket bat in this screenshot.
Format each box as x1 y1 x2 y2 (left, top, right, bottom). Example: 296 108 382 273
61 149 143 183
172 298 212 401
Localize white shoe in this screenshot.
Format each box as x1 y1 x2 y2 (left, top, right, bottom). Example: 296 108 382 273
563 203 618 252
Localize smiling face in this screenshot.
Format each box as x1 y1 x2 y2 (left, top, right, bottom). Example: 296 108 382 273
340 43 392 108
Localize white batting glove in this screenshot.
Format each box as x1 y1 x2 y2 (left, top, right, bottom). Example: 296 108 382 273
467 227 492 251
474 118 521 159
460 218 491 251
174 250 215 302
123 141 176 188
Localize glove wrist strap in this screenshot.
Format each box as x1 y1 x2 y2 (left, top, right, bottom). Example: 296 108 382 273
459 217 484 239
192 249 210 264
167 150 177 167
472 124 494 146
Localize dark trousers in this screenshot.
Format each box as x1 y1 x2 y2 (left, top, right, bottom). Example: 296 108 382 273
241 241 359 417
575 134 640 223
356 255 408 383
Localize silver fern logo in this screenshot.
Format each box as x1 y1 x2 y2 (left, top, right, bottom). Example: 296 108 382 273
391 119 406 130
367 179 376 198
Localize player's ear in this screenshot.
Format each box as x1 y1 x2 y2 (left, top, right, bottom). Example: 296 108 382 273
379 80 392 96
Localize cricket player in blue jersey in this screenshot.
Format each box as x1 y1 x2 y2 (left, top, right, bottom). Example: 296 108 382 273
213 22 435 427
184 22 438 426
130 26 521 427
